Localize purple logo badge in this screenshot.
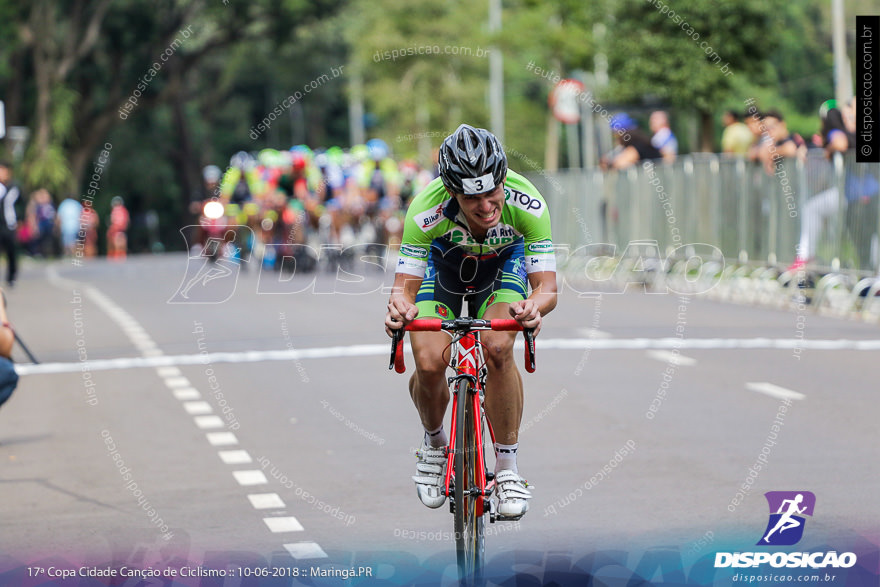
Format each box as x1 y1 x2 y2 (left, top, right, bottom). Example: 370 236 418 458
758 491 816 546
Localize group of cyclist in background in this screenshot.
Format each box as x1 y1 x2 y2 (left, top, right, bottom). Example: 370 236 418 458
190 139 438 271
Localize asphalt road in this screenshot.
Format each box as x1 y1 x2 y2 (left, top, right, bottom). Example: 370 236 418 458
0 252 878 586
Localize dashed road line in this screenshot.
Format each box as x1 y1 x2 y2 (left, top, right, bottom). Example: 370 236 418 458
284 542 328 559
157 366 181 378
219 450 252 464
746 382 806 401
173 388 201 401
647 350 697 366
233 470 269 486
164 376 192 388
183 401 213 415
249 493 286 509
264 517 304 533
206 432 239 446
48 267 329 558
194 415 225 429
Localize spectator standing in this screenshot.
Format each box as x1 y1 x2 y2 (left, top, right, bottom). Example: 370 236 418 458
758 110 800 175
790 102 859 271
0 163 23 286
107 196 130 260
721 110 755 155
31 189 57 258
649 110 678 163
600 113 662 170
57 196 83 257
80 204 99 258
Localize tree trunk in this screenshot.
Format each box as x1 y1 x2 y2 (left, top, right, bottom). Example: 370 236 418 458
30 2 54 157
169 67 196 213
68 109 118 193
4 49 26 127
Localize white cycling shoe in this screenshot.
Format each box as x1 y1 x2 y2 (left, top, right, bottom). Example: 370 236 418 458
494 469 532 520
412 443 447 509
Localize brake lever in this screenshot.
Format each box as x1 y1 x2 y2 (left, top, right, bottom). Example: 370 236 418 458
523 328 536 373
389 328 403 371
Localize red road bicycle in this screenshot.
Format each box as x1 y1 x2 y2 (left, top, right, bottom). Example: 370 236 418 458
389 316 536 585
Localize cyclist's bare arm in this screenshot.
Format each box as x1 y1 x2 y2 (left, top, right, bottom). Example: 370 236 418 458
385 272 423 336
509 271 557 335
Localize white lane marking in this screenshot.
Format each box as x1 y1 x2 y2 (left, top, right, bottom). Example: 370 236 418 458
194 415 225 429
157 366 181 378
232 470 268 486
18 338 880 375
173 387 201 401
264 517 304 533
47 269 329 555
248 493 286 509
164 376 192 389
746 382 806 401
206 432 238 446
284 542 328 559
219 450 252 465
647 350 697 366
183 401 213 415
577 328 612 338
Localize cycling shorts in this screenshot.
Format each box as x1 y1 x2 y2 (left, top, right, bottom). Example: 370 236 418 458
415 239 527 319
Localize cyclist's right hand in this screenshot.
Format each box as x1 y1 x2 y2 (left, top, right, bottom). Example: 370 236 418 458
385 296 419 337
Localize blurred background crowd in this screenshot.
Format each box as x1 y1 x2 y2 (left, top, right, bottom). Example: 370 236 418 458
0 0 876 271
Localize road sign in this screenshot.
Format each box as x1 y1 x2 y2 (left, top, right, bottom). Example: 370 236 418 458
549 79 585 124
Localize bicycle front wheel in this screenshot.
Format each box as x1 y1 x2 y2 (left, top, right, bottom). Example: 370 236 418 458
453 378 485 585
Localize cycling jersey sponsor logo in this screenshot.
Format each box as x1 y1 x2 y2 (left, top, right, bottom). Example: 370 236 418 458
400 244 428 259
505 188 544 217
486 224 517 238
527 240 554 254
446 227 477 245
414 203 445 231
714 490 857 570
435 304 448 318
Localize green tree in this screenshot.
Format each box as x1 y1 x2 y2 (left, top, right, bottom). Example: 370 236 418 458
605 0 782 151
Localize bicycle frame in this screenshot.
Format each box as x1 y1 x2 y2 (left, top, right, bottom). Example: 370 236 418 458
389 317 535 511
443 330 495 512
389 317 535 583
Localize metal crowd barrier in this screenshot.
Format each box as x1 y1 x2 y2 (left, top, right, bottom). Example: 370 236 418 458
526 151 880 275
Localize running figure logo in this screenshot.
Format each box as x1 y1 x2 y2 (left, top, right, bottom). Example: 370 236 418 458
168 226 252 304
757 491 816 546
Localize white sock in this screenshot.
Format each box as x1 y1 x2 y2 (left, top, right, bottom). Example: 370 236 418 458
494 442 518 474
425 425 447 448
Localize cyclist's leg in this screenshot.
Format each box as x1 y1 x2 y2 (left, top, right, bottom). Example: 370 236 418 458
475 243 529 449
479 301 522 447
410 284 459 509
409 330 452 435
481 301 533 519
410 243 464 438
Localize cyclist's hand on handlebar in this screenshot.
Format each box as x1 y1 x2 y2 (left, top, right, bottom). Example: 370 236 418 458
385 296 419 337
509 299 542 335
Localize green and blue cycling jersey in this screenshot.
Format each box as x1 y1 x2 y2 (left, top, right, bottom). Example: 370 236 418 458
395 169 555 318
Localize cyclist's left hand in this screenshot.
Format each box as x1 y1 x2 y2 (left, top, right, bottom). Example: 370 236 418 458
509 299 542 335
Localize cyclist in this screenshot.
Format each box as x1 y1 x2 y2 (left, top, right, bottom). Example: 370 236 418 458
384 124 557 520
